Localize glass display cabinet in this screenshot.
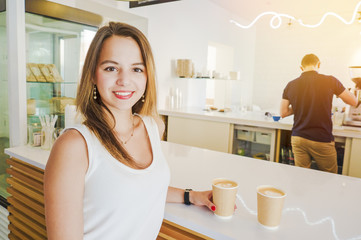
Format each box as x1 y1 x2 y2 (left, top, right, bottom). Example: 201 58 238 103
0 3 10 208
25 12 97 135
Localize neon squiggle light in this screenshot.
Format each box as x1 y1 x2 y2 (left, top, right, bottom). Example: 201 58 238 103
230 1 361 29
236 194 361 240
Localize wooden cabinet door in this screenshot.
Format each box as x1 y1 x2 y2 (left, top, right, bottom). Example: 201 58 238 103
167 116 232 153
348 138 361 177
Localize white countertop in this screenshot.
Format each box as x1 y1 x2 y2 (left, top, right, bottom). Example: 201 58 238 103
5 145 50 169
159 107 361 139
162 141 361 240
5 143 361 239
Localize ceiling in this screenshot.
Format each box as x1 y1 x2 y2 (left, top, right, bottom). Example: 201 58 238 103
209 0 361 23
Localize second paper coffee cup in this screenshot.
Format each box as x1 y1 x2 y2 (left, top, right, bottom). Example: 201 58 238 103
257 185 286 229
212 178 238 218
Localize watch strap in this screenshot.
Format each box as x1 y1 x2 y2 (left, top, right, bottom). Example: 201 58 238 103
184 189 192 205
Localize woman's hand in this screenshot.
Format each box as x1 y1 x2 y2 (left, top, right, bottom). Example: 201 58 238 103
166 187 218 212
189 190 216 212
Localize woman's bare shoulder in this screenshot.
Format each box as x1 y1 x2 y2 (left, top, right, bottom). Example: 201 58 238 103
46 129 88 171
55 129 87 149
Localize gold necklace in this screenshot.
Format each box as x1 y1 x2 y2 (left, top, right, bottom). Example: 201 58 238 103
120 115 135 145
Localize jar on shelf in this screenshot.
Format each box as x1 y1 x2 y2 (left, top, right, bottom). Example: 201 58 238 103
41 126 55 150
27 123 42 147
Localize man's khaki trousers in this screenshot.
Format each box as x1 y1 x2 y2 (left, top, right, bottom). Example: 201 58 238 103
291 136 338 173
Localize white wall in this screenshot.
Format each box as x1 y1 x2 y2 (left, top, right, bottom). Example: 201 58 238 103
48 0 361 112
123 0 361 111
120 0 256 109
49 0 256 109
251 13 361 112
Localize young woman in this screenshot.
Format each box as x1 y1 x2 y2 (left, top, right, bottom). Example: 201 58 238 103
44 22 215 239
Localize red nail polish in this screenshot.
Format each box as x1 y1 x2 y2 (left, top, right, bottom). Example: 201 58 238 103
211 206 216 211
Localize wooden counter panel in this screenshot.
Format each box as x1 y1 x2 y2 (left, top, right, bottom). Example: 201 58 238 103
7 157 47 239
8 215 46 240
8 207 46 237
6 177 44 204
8 232 22 240
8 224 31 240
7 197 45 226
6 168 43 193
6 187 44 215
6 158 44 182
157 219 213 240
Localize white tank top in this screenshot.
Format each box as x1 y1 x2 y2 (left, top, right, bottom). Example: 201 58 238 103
69 115 170 240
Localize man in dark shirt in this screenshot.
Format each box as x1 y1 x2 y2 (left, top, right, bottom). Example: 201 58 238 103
280 54 357 173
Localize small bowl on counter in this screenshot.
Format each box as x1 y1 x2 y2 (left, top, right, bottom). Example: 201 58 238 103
272 116 281 122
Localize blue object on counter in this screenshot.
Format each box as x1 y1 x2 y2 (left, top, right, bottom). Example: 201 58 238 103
272 116 281 121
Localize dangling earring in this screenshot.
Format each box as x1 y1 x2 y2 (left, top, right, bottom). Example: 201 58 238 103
93 85 97 100
141 95 145 103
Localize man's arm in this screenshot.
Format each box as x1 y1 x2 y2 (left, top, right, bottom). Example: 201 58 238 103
338 89 357 107
280 99 294 118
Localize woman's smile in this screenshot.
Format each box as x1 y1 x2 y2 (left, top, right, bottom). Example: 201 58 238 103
113 91 134 100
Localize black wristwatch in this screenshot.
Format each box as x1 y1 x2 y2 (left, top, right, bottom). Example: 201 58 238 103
184 189 193 205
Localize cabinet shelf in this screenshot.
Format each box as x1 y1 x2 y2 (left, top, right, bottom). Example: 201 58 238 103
26 81 77 128
27 113 64 117
26 81 77 84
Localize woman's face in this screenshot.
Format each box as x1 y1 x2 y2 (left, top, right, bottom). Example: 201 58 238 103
95 35 147 113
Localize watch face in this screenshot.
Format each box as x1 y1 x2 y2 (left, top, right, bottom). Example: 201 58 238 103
184 189 192 205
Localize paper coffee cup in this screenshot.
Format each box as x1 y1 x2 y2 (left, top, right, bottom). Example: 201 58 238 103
257 185 286 229
212 178 238 218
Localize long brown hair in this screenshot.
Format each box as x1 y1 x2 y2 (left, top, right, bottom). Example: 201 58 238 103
76 22 158 168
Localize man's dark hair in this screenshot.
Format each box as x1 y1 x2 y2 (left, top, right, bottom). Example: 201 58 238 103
301 54 320 67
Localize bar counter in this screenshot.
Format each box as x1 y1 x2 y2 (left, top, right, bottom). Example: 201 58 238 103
5 142 361 239
159 107 361 139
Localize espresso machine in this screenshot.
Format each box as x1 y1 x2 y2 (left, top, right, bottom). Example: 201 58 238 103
343 66 361 127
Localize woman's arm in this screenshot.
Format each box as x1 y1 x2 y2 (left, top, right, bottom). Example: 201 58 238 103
44 130 88 240
154 116 216 211
166 187 215 211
